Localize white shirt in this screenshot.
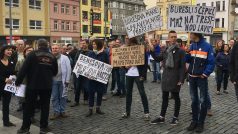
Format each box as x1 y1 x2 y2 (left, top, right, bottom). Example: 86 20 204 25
126 66 139 77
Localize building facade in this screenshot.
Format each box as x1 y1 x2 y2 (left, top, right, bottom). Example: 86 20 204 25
80 0 111 39
156 0 194 44
108 0 146 40
0 0 50 46
196 0 230 45
49 0 80 46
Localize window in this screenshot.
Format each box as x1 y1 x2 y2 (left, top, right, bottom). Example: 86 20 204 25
5 0 19 7
120 14 125 19
202 3 206 6
112 13 118 19
30 20 42 29
120 3 125 9
73 22 77 31
93 13 101 21
222 18 224 28
197 3 200 6
66 5 70 14
54 20 58 30
215 18 220 28
216 1 220 11
29 0 41 10
73 6 77 15
82 11 88 20
61 21 65 30
211 2 214 7
112 1 118 8
5 18 20 29
91 0 101 8
135 5 138 11
128 5 132 10
66 22 70 30
93 26 101 33
82 0 88 5
61 4 65 13
222 1 225 11
140 6 144 11
54 3 58 13
83 25 88 33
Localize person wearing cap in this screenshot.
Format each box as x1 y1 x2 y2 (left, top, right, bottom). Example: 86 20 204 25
186 33 215 133
16 39 58 134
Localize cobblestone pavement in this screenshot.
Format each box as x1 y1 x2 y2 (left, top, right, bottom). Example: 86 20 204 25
1 73 238 134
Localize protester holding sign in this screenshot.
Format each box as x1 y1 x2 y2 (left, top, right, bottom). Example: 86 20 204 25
121 37 150 121
148 31 186 125
186 33 215 133
85 39 109 117
71 40 91 107
0 45 16 127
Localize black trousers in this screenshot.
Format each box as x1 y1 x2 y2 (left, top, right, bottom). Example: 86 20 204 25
22 89 51 129
1 90 12 125
217 69 229 91
160 91 181 118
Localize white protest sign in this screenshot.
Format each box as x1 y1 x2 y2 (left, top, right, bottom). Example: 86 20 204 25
123 6 162 38
4 75 16 93
73 54 113 84
168 5 216 34
15 84 26 97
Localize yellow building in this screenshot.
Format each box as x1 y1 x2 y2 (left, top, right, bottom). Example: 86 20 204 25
156 0 196 44
0 0 49 45
80 0 110 39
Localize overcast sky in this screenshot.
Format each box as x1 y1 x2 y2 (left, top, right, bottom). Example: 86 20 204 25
144 0 157 9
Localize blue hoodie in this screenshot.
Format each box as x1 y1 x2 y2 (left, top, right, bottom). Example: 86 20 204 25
186 38 215 76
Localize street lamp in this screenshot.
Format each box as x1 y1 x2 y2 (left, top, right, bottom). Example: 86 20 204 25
90 9 94 36
9 0 13 45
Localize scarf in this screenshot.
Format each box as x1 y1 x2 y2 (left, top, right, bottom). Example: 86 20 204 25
165 44 177 68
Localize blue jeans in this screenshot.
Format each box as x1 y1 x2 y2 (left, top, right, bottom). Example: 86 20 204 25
52 81 66 114
189 77 209 124
152 61 161 81
118 68 126 95
110 68 120 91
207 91 211 110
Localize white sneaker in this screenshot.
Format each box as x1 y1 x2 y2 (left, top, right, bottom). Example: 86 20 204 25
144 113 150 121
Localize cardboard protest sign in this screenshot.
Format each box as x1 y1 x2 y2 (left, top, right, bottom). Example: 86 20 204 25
111 45 145 67
168 5 216 34
123 6 162 38
73 54 113 84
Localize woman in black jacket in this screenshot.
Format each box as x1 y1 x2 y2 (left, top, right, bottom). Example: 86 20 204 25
0 45 16 127
121 37 150 121
86 39 109 117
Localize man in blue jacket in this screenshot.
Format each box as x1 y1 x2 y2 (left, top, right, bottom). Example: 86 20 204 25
186 33 215 133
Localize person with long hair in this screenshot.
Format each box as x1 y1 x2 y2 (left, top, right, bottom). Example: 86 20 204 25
216 44 230 95
0 45 16 127
121 37 150 121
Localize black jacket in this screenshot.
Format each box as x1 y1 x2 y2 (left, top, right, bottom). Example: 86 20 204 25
15 48 58 90
230 44 238 82
151 45 186 92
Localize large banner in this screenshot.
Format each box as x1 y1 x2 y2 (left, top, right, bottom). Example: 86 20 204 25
73 54 113 84
168 5 216 34
111 45 145 67
123 6 162 38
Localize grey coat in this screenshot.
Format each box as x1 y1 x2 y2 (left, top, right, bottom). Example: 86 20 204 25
151 45 186 92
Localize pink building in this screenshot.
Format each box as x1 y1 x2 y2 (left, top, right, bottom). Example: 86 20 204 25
49 0 80 46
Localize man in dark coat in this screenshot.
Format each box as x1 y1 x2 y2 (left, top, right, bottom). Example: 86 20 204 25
230 42 238 102
149 31 186 125
16 39 58 134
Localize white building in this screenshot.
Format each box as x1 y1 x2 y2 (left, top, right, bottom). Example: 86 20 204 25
196 0 230 45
